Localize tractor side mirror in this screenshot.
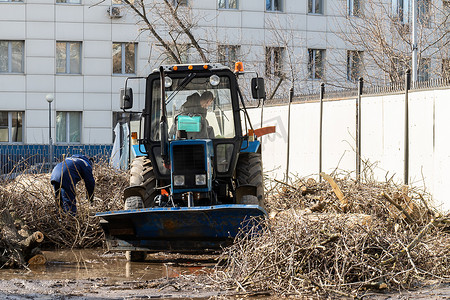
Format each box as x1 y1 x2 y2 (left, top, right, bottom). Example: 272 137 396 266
120 87 133 110
251 77 265 100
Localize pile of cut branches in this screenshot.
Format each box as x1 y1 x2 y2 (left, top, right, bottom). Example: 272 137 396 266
212 174 450 298
0 158 128 249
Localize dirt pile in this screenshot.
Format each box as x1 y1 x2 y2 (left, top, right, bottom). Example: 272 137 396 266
212 174 450 298
0 159 128 257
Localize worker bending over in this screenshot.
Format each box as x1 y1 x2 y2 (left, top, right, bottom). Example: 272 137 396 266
50 154 95 215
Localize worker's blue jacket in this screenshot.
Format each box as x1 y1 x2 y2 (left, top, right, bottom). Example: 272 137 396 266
50 154 95 199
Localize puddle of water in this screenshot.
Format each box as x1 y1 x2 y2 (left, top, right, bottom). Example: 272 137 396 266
0 249 214 282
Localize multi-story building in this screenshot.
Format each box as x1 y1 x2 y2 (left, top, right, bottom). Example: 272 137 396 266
0 0 448 151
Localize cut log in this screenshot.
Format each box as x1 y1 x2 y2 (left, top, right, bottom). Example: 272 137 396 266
28 254 46 265
1 209 45 268
320 173 348 210
20 231 44 249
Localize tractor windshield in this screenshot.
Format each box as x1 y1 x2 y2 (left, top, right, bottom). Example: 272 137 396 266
150 75 235 141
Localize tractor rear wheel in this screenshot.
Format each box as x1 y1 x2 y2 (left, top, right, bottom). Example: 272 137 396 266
129 156 159 208
235 152 264 207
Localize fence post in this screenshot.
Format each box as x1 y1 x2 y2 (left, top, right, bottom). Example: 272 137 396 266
404 69 411 185
356 77 363 182
285 86 294 182
319 83 325 182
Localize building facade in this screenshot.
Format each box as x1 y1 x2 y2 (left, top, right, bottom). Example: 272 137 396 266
0 0 448 149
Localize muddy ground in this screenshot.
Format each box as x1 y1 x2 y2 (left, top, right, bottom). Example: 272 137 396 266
0 278 449 299
0 250 449 299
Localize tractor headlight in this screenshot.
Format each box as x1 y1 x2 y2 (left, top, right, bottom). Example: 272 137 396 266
173 175 185 186
195 174 206 185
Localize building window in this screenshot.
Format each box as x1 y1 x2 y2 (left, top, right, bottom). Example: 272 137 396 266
56 0 81 3
0 41 24 73
443 58 450 78
219 0 237 9
418 57 430 81
0 112 23 143
265 47 284 76
418 0 431 26
56 41 81 74
348 0 362 16
56 111 81 143
165 43 191 64
308 0 323 14
113 42 136 75
347 51 364 81
308 49 325 79
390 57 410 80
218 45 240 69
392 0 410 24
0 0 23 2
266 0 282 11
170 0 187 6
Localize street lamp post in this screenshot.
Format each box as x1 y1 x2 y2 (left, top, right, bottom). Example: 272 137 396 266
46 94 54 172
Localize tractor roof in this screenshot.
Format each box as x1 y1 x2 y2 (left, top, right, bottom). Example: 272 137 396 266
153 63 232 74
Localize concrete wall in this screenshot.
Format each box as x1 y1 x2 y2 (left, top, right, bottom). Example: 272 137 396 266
247 87 450 212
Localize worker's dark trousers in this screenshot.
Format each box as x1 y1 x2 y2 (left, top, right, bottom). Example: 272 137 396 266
52 182 77 215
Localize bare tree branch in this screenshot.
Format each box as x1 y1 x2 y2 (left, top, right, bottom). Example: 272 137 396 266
123 0 181 64
162 0 209 63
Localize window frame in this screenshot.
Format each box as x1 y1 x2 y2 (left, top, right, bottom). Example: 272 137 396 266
56 41 82 74
56 0 81 4
0 0 23 3
308 48 325 80
442 58 450 78
390 57 410 80
266 0 282 12
392 0 410 24
170 0 187 6
347 50 364 81
113 42 137 75
308 0 323 14
0 40 24 74
218 0 238 9
265 47 284 77
55 111 82 144
0 111 23 143
418 0 431 27
418 57 430 82
348 0 362 16
218 44 240 69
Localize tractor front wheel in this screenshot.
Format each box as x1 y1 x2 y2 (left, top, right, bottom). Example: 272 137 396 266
128 157 159 208
235 152 264 208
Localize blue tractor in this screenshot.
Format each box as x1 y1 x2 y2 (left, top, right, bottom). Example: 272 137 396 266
96 63 268 261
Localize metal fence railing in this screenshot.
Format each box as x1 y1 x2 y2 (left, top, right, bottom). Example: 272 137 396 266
243 75 450 107
0 144 112 176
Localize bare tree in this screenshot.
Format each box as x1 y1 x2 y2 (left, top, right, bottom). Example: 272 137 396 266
264 16 311 97
333 0 449 84
120 0 209 64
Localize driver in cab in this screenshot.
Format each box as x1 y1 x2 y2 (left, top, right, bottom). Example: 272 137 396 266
172 91 215 139
180 91 214 117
